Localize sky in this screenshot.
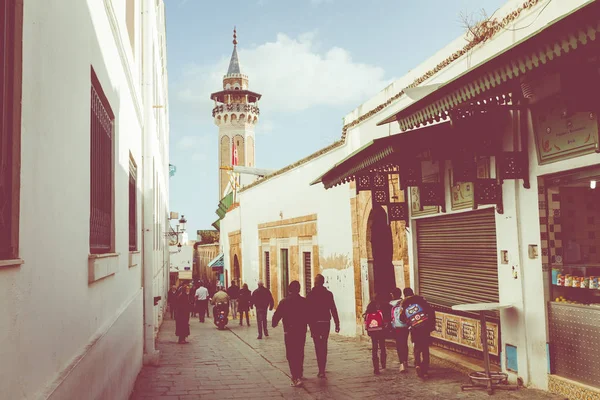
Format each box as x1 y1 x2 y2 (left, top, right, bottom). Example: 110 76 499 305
165 0 507 238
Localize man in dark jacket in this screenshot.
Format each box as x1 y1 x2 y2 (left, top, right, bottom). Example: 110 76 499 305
272 281 309 387
227 280 240 319
167 285 177 319
251 280 274 339
306 274 340 378
400 287 436 378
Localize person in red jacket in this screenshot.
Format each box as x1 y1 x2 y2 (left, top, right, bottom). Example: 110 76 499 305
400 287 436 378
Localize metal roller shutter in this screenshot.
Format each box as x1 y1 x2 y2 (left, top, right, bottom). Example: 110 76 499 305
417 208 499 307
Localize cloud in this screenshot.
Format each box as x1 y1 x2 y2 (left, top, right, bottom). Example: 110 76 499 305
174 32 391 117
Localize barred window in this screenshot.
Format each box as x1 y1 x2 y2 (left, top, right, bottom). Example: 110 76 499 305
264 251 270 290
90 68 114 254
303 252 312 296
129 156 137 251
0 0 23 260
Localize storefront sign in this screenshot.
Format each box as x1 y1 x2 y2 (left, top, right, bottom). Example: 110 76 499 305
533 95 599 165
451 158 490 210
411 173 439 216
431 311 499 356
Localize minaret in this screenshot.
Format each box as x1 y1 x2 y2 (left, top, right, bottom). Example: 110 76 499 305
211 28 261 199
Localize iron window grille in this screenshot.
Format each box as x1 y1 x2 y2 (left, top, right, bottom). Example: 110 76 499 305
90 68 114 254
303 252 312 296
129 156 137 251
264 251 271 289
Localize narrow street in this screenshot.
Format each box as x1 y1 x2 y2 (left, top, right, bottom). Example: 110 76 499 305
131 317 561 400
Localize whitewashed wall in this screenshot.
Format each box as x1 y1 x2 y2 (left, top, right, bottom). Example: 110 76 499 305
0 1 170 399
220 146 357 335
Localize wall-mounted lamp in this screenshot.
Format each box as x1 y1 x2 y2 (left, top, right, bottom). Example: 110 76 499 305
528 244 538 259
501 250 509 264
591 180 597 190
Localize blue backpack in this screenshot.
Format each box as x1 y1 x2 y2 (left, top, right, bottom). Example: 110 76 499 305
390 300 408 329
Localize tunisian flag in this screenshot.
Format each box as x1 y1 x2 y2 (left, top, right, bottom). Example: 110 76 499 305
232 141 239 166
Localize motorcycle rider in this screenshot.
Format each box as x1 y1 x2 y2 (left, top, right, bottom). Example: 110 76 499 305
211 285 230 325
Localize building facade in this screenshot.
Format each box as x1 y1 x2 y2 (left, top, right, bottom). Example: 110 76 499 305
0 0 170 399
219 1 600 398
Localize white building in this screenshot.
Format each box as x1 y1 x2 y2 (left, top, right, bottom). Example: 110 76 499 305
0 0 170 399
219 1 600 398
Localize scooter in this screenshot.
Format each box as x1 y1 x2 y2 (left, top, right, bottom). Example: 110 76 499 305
214 302 229 330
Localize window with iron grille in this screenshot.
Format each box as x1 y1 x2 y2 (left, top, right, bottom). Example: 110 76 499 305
129 156 137 251
264 251 270 289
0 0 23 261
303 252 312 296
90 68 114 254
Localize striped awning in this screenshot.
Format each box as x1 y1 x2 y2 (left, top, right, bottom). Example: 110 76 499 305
208 253 224 269
378 1 600 131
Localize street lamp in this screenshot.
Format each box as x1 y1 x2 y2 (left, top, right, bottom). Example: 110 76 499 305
179 215 187 232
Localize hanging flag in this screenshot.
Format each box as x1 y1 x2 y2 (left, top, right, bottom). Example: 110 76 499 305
232 142 238 166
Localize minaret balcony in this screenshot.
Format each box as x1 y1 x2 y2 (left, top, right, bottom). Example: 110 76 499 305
212 104 260 117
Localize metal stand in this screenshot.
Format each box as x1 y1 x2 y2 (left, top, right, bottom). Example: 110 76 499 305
461 311 519 395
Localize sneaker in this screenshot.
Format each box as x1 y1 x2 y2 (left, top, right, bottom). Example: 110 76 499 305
290 379 303 387
265 332 269 337
416 366 422 378
257 336 263 340
374 370 380 375
399 363 407 373
317 372 326 379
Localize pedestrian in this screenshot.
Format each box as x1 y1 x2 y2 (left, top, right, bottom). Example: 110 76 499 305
306 274 340 379
389 287 409 373
195 281 209 323
364 292 392 375
227 280 240 319
206 282 215 318
175 284 192 344
189 281 200 317
167 285 177 319
272 281 309 387
251 280 274 339
400 287 436 379
210 285 230 324
238 283 252 326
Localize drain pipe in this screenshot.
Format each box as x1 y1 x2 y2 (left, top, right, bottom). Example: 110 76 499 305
142 0 159 366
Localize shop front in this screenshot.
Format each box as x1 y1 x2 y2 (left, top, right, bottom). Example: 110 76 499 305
313 1 600 394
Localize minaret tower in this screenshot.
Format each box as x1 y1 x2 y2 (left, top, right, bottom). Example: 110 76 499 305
211 28 261 199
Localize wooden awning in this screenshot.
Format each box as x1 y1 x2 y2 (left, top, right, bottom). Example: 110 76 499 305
377 0 600 131
310 122 452 189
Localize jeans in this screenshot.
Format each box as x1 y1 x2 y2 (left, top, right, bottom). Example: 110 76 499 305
311 322 330 373
413 332 431 374
256 307 269 338
197 300 208 322
370 332 387 371
230 299 238 318
393 328 409 364
285 330 306 380
239 310 250 325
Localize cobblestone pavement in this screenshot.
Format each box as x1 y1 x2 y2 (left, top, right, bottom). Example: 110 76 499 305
131 316 564 400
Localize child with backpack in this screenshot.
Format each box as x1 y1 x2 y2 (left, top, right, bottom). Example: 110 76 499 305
389 288 409 373
400 287 436 379
364 292 392 375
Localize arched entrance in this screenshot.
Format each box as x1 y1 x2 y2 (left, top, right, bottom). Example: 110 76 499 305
233 254 240 285
366 205 395 299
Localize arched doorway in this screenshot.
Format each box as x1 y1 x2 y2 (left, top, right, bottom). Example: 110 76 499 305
366 205 395 299
233 254 240 286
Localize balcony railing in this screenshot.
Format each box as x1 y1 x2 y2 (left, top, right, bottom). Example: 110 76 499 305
212 104 260 117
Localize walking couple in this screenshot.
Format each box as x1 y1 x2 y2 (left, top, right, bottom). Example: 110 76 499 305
272 274 340 387
365 287 435 378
